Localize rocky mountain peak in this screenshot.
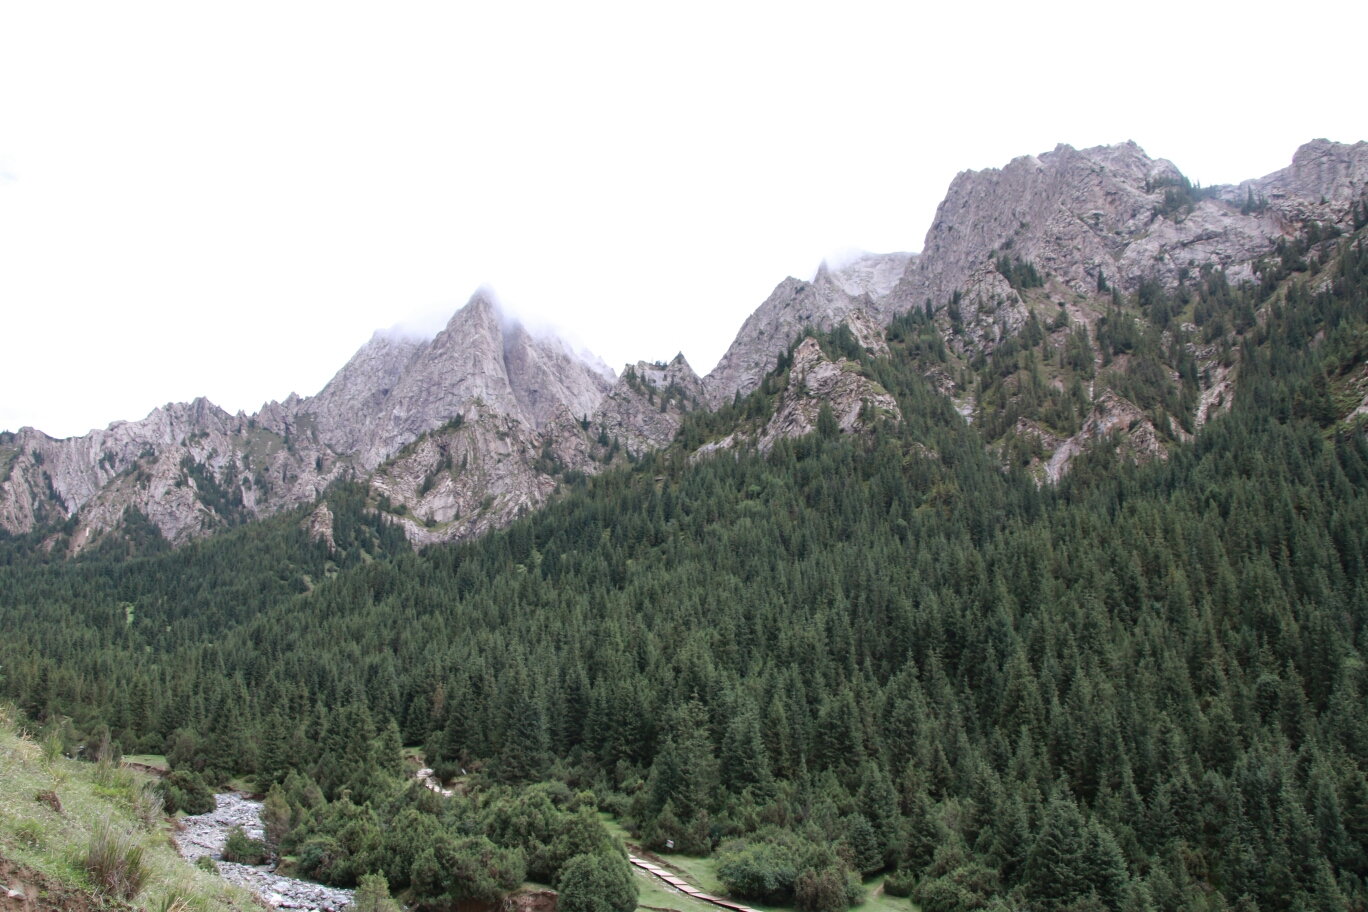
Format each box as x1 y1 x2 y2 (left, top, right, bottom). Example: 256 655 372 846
591 353 704 456
757 336 901 453
701 250 910 407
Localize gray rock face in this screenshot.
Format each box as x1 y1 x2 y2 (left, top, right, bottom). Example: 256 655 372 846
6 139 1363 547
595 354 705 455
1227 138 1368 227
0 293 614 551
503 321 616 430
301 293 614 471
0 398 346 548
1043 391 1167 483
366 409 560 548
306 331 431 457
884 139 1368 325
701 138 1366 416
702 251 911 407
757 338 900 453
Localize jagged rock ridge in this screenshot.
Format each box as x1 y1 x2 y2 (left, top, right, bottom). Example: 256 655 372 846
0 294 618 550
3 138 1364 549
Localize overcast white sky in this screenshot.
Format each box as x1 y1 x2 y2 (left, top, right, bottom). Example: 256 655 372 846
3 1 1364 438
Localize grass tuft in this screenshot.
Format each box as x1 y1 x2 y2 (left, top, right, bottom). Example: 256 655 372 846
85 816 149 900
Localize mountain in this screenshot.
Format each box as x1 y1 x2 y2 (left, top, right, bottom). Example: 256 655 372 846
0 294 618 551
700 252 911 408
3 139 1365 554
697 138 1368 478
3 137 1368 912
701 140 1368 407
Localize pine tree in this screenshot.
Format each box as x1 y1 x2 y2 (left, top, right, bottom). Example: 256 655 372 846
1026 785 1089 908
498 669 550 784
257 710 289 784
845 813 884 874
857 761 900 867
721 704 773 797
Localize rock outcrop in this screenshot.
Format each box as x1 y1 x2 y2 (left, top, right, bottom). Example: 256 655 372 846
1041 392 1166 483
701 252 910 407
0 293 616 551
0 397 346 548
595 354 705 455
5 139 1364 548
304 292 614 472
702 139 1368 405
757 338 900 453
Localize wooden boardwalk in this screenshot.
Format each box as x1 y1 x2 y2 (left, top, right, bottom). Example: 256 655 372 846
628 854 762 912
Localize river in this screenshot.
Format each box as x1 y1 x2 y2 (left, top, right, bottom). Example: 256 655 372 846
175 792 356 911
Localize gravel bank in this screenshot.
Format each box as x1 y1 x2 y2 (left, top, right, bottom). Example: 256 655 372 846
176 792 356 911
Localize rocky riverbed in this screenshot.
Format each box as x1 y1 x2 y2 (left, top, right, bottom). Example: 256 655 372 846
176 792 355 911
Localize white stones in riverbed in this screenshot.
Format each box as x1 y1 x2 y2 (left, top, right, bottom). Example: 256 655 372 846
177 793 355 911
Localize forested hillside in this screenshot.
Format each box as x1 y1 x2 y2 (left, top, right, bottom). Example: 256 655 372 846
3 231 1368 912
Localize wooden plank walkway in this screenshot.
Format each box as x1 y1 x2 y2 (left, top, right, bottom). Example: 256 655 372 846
627 854 762 912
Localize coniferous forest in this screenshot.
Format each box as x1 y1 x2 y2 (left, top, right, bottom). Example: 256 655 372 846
3 230 1368 912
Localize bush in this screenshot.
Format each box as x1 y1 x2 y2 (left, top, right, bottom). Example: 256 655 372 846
132 780 165 832
353 872 402 912
410 834 526 905
297 835 350 884
195 855 219 875
86 818 149 900
15 818 44 848
158 769 215 815
716 839 801 903
794 866 862 912
911 864 1002 912
222 825 268 864
557 852 638 912
884 869 917 897
261 784 292 854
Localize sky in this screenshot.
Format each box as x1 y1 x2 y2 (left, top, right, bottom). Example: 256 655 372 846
2 1 1365 439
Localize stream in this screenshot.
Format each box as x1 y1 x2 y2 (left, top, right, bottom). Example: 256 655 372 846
176 792 355 911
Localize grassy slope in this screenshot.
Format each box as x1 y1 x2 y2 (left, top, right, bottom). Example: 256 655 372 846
597 814 914 912
645 854 913 912
0 709 249 911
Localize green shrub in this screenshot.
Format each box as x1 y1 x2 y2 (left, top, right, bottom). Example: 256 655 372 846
716 838 801 903
195 855 219 875
132 780 165 832
222 825 268 864
158 769 215 815
556 852 638 912
794 865 862 912
297 835 350 883
85 818 148 900
153 886 195 912
883 868 917 897
410 834 525 905
353 872 402 912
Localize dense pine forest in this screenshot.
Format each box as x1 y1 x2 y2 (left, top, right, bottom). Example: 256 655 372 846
3 229 1368 912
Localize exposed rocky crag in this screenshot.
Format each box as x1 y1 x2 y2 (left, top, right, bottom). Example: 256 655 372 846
884 139 1368 322
702 139 1367 406
0 293 616 552
0 397 346 550
307 293 614 471
595 354 705 455
1041 392 1165 483
4 140 1364 550
757 338 901 453
701 252 911 407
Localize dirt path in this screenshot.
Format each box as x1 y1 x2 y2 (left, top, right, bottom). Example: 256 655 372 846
626 853 761 912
